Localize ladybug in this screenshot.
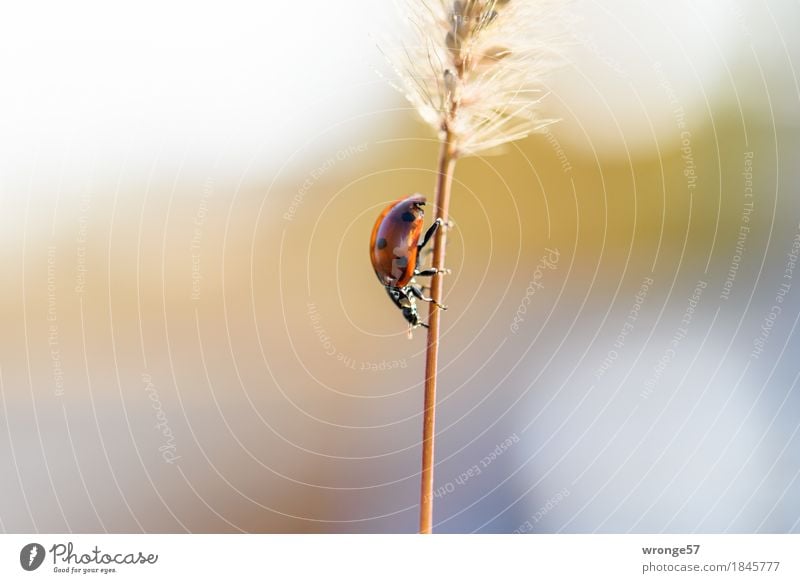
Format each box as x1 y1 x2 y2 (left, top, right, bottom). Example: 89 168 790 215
369 194 447 335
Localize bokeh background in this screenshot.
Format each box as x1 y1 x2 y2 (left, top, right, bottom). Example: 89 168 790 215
1 0 799 533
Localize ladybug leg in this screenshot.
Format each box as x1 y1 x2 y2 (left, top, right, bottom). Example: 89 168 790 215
408 284 447 310
415 267 450 277
417 219 446 269
417 218 442 253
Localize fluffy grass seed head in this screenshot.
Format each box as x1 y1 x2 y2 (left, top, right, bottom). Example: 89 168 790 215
390 0 563 157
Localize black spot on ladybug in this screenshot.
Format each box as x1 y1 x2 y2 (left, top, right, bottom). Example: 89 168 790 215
395 256 409 269
401 211 415 222
376 237 387 250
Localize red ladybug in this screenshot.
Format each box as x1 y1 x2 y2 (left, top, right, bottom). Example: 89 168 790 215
369 194 446 335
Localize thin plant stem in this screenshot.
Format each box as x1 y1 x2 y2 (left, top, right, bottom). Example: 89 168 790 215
390 0 558 535
419 131 458 534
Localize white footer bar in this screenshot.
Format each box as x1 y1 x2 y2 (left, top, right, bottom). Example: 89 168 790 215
1 534 797 582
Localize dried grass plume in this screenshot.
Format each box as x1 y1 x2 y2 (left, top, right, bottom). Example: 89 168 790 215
389 0 564 157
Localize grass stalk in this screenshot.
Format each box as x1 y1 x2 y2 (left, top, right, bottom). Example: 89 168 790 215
419 132 457 534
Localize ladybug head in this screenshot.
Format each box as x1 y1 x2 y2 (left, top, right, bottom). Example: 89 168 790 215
401 305 419 326
406 194 427 214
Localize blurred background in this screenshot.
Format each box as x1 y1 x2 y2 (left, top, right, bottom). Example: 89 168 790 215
1 0 799 533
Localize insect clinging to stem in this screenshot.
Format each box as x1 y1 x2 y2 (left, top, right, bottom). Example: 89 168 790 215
369 194 448 337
